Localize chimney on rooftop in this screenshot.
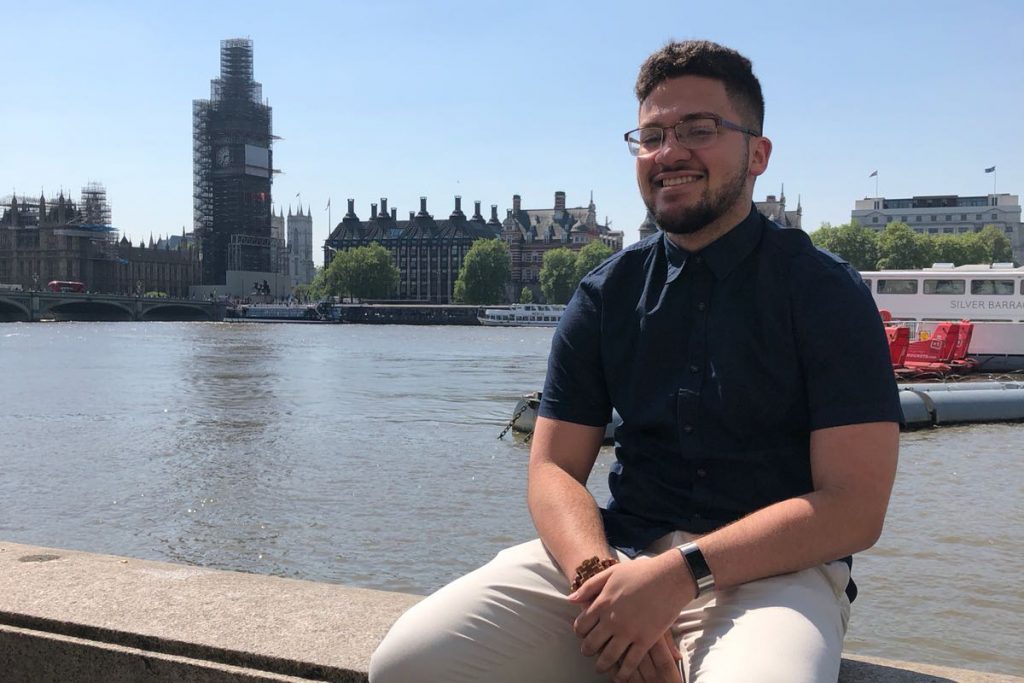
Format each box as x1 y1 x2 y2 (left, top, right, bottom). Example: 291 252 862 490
554 191 566 211
418 196 429 217
371 203 378 219
381 198 388 216
391 208 397 220
451 195 465 219
513 194 521 213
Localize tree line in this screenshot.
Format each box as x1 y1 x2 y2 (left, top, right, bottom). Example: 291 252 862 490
811 221 1013 271
303 239 616 305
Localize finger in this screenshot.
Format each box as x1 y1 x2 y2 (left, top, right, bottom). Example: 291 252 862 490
573 609 599 638
567 569 612 603
580 623 612 657
662 630 682 661
648 638 683 683
594 637 630 674
635 651 658 683
614 641 647 682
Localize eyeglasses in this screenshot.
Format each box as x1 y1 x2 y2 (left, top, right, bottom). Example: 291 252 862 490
624 114 760 156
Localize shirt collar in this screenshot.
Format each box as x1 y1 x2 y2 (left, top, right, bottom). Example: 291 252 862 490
661 204 762 282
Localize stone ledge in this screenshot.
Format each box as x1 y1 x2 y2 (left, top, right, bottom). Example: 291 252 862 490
0 541 1018 683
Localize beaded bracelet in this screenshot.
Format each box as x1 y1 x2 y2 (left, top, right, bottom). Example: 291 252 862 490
570 556 619 592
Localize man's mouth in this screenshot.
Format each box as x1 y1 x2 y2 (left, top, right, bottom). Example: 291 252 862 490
657 174 703 188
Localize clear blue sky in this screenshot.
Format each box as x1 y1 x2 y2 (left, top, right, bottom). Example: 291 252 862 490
3 0 1022 264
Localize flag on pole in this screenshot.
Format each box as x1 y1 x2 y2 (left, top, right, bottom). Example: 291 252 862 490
325 198 331 211
295 192 300 198
868 170 878 178
985 166 996 173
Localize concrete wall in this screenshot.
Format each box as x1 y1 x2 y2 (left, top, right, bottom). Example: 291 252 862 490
0 541 1018 683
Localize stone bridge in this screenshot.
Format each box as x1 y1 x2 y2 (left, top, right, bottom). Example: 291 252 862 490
0 291 226 323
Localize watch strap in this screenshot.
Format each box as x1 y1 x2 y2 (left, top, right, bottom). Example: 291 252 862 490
676 542 715 596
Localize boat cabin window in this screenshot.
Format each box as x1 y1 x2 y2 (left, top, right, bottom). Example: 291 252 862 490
877 279 918 294
923 279 965 295
970 279 1014 295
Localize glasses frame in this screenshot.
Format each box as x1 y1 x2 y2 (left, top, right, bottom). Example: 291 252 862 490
624 113 761 157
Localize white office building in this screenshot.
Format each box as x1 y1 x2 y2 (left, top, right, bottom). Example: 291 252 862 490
851 193 1022 263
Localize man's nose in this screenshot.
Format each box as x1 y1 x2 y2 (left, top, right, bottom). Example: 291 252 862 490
654 129 693 163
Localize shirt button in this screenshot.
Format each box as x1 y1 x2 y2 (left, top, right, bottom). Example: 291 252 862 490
694 255 703 263
697 302 706 311
682 424 694 434
696 468 707 477
693 512 703 520
689 364 699 373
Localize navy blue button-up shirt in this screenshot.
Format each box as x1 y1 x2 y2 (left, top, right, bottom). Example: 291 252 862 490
538 206 902 599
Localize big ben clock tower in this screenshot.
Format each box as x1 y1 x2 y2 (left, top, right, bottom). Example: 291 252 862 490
193 39 276 288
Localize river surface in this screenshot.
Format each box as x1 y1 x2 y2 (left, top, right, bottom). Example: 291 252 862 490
0 322 1021 675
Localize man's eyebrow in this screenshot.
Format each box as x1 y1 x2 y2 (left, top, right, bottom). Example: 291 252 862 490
638 111 719 126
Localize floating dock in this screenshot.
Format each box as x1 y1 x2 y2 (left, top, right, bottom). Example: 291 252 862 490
508 379 1024 438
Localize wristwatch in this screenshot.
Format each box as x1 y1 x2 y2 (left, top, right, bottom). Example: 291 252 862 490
677 542 715 597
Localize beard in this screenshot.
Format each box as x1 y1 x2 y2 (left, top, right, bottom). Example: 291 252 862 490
647 153 749 235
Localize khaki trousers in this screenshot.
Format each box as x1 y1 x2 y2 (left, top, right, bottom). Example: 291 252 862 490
369 533 851 683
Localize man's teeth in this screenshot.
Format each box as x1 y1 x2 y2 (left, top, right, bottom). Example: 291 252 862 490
662 176 700 187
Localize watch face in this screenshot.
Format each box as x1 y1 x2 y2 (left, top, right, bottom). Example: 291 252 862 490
217 147 231 167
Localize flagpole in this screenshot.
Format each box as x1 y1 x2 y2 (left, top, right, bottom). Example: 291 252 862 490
875 173 879 199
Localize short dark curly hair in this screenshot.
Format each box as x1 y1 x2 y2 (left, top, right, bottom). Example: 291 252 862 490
635 40 764 132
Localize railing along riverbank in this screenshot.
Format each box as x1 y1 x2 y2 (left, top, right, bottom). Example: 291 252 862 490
0 541 1018 683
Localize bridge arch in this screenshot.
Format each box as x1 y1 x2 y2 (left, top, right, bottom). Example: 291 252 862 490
44 300 134 322
0 297 30 322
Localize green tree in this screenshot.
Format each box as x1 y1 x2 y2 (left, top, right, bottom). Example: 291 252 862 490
876 221 932 270
976 225 1013 263
519 286 534 304
321 242 399 300
573 240 614 282
539 247 579 304
810 221 878 271
958 232 994 265
453 238 510 304
930 235 969 265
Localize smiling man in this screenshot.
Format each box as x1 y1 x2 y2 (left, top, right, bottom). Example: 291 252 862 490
370 40 902 683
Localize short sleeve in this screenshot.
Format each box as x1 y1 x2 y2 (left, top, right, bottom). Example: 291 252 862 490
538 279 613 427
792 255 904 430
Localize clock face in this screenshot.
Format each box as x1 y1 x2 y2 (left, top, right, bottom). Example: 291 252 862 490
216 147 231 167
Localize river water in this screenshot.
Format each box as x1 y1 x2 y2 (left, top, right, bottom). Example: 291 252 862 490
0 322 1020 675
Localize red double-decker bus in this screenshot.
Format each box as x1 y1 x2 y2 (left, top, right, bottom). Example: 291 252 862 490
47 280 86 293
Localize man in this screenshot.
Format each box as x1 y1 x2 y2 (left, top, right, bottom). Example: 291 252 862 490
370 40 901 683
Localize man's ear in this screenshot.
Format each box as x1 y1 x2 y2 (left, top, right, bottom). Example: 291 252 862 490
749 136 772 177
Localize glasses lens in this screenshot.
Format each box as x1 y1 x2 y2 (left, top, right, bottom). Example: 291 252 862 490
626 128 663 155
676 118 719 149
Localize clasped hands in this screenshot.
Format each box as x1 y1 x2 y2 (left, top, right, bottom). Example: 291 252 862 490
568 552 694 683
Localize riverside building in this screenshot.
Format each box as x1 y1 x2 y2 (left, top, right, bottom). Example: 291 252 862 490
501 191 624 299
852 194 1022 263
287 206 315 289
0 186 199 297
193 38 284 297
324 196 502 304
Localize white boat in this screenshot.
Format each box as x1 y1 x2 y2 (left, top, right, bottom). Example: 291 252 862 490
477 303 565 327
861 264 1024 371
